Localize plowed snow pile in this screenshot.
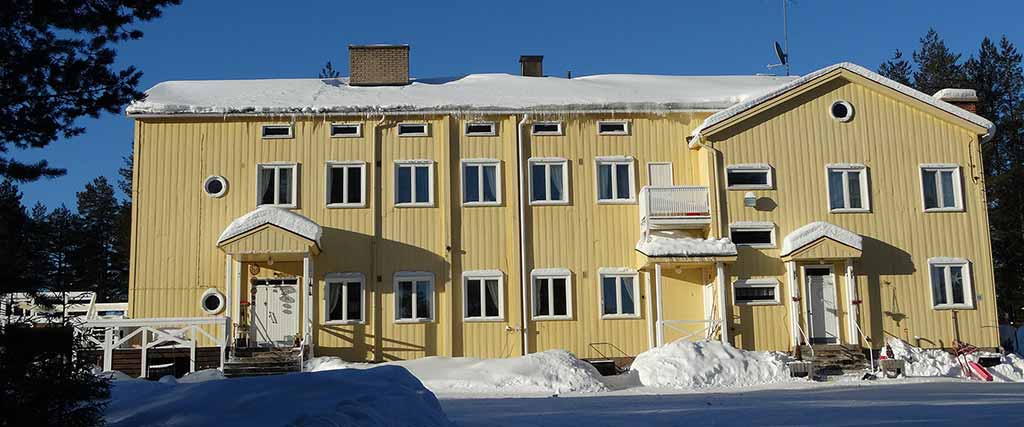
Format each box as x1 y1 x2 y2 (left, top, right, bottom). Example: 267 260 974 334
631 341 793 389
307 349 607 395
889 338 1024 381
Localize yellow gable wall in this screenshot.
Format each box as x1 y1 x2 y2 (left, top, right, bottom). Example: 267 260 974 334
709 75 998 350
786 237 862 261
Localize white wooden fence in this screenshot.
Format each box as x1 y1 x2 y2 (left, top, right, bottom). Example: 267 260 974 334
79 316 230 376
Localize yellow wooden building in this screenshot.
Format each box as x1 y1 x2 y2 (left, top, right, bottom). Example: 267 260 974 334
122 46 999 363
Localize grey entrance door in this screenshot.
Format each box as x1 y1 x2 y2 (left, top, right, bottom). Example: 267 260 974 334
805 267 839 344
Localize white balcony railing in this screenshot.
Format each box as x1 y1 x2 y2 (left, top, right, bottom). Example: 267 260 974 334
639 186 711 235
78 316 230 376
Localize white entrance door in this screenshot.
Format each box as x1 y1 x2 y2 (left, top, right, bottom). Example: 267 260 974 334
805 266 839 344
647 162 674 187
253 278 299 347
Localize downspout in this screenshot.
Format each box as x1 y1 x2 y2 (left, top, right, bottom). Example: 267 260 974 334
371 113 387 362
516 113 530 355
689 136 726 239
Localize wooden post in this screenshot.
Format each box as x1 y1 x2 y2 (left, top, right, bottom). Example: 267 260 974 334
189 325 196 373
103 328 113 371
786 261 800 347
716 262 728 345
655 263 665 347
845 259 859 345
220 317 229 369
644 271 654 350
140 329 148 379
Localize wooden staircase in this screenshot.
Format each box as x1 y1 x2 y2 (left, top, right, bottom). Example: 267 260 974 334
796 344 870 376
223 347 303 378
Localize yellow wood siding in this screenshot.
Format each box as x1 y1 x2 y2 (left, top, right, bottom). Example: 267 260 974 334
219 225 315 255
786 238 862 261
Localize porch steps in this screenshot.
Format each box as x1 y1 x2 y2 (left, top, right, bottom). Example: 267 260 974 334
224 348 302 378
796 344 870 376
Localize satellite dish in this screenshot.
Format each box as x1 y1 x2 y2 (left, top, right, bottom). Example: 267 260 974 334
774 41 788 65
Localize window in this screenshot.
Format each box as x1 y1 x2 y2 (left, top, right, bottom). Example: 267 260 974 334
200 289 225 314
920 164 963 212
330 123 362 138
826 164 870 212
261 124 293 139
256 163 298 207
394 272 434 322
462 160 500 205
726 164 773 189
597 120 629 136
532 269 572 320
830 100 854 122
203 176 228 198
599 268 639 318
326 162 366 208
729 222 776 248
325 273 364 324
531 122 563 136
394 161 433 207
397 123 429 137
464 122 497 136
595 156 635 203
929 258 973 309
463 270 503 321
529 158 569 204
733 279 781 305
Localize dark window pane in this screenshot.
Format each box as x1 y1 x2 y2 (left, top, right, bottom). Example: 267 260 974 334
328 284 344 320
464 165 480 203
467 279 481 317
205 179 223 195
347 167 361 204
331 125 358 136
482 166 497 202
599 123 626 134
940 171 956 208
259 168 275 205
346 282 361 320
533 123 559 133
262 126 290 137
727 170 768 187
415 166 430 203
616 164 630 199
416 280 431 319
831 103 849 119
278 168 292 205
731 230 773 245
923 170 938 209
828 170 844 209
621 277 635 314
553 278 567 316
602 277 617 314
329 168 345 204
398 281 413 319
397 167 411 204
536 279 549 316
485 279 500 317
931 266 947 306
531 164 546 201
735 286 776 302
847 171 862 209
550 165 563 201
950 266 965 304
466 123 494 135
598 165 612 200
398 124 426 135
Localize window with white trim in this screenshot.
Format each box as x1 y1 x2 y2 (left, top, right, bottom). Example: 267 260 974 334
532 269 572 319
326 162 365 207
596 157 635 203
464 122 497 136
394 272 434 322
826 164 870 212
531 122 563 136
395 161 433 207
397 123 429 137
462 160 500 205
929 258 973 309
330 123 361 138
261 124 293 139
729 222 776 248
921 165 963 212
597 120 629 135
257 163 298 207
733 279 781 305
463 270 503 320
325 273 364 323
726 164 772 189
599 269 639 318
529 158 568 204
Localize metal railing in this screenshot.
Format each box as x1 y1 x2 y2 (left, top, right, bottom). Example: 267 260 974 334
78 316 230 377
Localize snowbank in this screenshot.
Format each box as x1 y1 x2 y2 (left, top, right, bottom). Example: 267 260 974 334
635 234 736 257
217 206 322 246
176 368 226 383
888 338 1024 382
780 221 862 256
307 350 607 395
105 366 451 427
631 341 793 389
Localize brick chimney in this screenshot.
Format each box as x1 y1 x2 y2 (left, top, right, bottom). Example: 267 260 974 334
933 88 978 113
519 55 543 77
348 44 410 86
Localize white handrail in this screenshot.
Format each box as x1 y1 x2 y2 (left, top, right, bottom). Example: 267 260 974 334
77 316 231 376
852 320 876 372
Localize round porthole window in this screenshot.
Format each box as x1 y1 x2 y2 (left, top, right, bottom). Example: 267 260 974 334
203 176 228 198
830 100 854 122
200 288 225 314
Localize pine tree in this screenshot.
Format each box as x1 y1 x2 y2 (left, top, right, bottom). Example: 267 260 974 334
44 206 82 299
0 181 30 295
75 177 124 302
912 28 966 95
320 61 341 78
878 50 913 86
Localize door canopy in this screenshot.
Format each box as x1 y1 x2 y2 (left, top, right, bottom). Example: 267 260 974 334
780 221 862 260
217 206 322 255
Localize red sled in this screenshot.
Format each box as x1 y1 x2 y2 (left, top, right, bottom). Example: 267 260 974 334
967 361 993 382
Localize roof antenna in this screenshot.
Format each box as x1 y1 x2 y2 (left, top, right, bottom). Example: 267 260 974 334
766 0 790 76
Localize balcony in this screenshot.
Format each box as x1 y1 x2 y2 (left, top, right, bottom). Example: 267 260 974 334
639 186 712 233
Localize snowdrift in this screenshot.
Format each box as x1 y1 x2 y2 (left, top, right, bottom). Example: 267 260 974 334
888 338 1024 381
307 349 607 395
631 341 793 389
104 366 451 427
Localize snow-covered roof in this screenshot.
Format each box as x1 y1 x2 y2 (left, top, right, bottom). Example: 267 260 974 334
690 62 995 145
933 88 978 102
635 233 737 258
217 206 322 247
779 221 862 257
126 73 797 116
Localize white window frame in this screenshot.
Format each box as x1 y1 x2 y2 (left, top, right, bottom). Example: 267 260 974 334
733 278 781 306
330 123 362 138
325 161 367 208
203 175 228 198
597 120 630 136
397 123 430 137
919 164 964 212
464 121 497 137
594 156 636 204
729 221 777 248
531 268 573 320
255 163 299 208
394 160 434 207
928 258 974 310
830 100 855 122
528 158 569 205
531 121 563 136
825 163 870 213
462 270 504 321
598 268 640 319
200 288 225 314
323 272 365 325
461 159 502 206
725 164 773 190
261 124 294 139
393 271 435 323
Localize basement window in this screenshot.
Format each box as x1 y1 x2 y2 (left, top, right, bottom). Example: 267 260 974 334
597 120 630 135
397 123 429 137
733 279 780 305
261 124 293 139
531 122 563 136
330 123 362 138
465 122 497 136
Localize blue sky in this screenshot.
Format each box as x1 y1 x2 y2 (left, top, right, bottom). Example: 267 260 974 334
15 0 1024 208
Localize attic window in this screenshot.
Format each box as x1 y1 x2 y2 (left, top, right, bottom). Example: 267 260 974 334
531 122 562 136
261 124 293 139
465 122 497 136
597 121 629 135
330 123 362 138
830 101 854 122
398 123 429 137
